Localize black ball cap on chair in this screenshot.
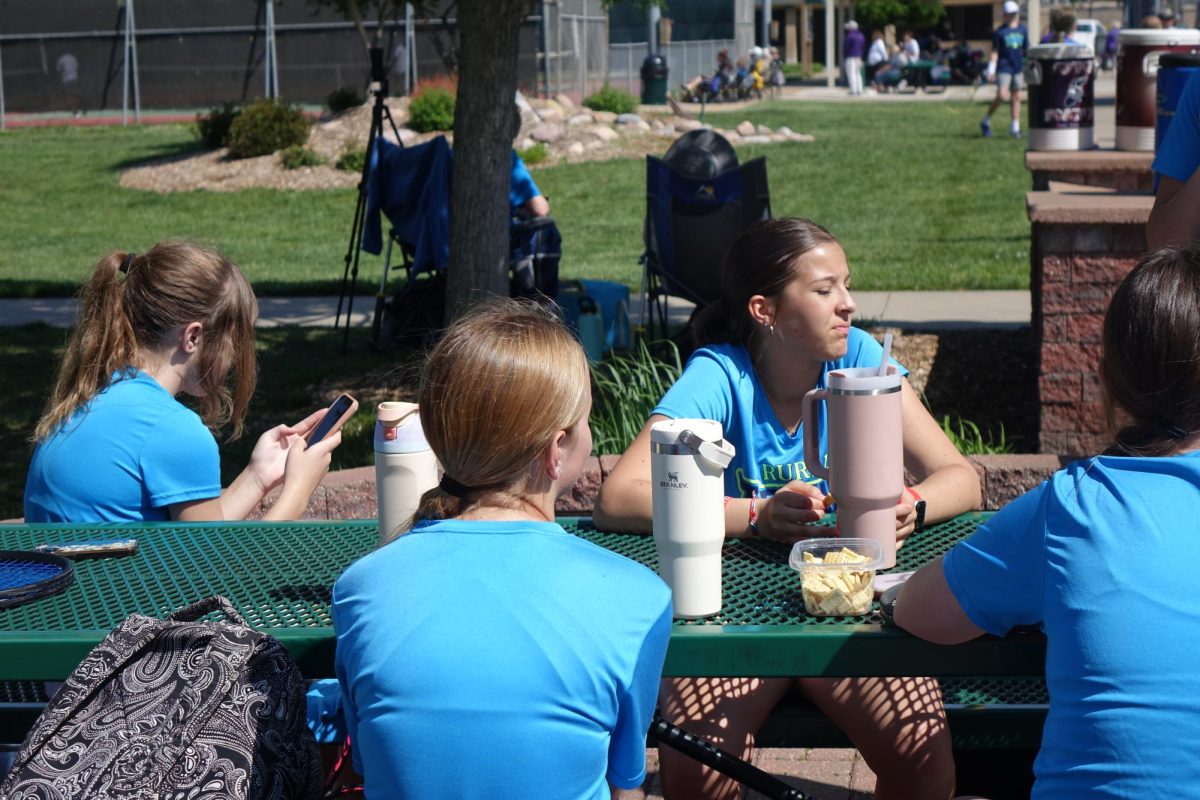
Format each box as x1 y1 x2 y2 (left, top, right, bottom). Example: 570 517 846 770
663 129 739 179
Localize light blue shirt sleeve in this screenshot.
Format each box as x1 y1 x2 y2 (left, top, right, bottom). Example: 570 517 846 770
510 151 541 210
942 484 1049 636
1153 70 1200 183
653 348 736 424
606 599 672 788
139 408 221 508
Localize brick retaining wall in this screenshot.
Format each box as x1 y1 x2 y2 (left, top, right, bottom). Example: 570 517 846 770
267 454 1068 522
1026 191 1152 456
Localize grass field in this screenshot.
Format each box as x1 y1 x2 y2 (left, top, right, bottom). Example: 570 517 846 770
0 99 1030 296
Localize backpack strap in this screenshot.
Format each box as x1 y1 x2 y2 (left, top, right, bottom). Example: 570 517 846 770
167 594 248 626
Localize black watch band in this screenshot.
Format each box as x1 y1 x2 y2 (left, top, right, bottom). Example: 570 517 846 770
913 498 927 530
880 584 902 627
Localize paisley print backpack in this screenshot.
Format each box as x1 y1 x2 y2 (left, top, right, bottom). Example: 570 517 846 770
0 596 322 800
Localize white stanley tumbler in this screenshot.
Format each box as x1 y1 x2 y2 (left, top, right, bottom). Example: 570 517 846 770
374 401 439 544
650 419 737 618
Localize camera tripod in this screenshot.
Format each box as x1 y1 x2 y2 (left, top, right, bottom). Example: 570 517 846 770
335 45 403 353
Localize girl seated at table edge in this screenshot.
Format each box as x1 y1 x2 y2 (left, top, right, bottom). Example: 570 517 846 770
325 299 671 799
23 240 339 523
894 242 1200 799
593 216 980 800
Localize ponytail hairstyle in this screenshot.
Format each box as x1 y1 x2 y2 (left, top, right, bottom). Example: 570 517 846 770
1101 243 1200 457
691 217 840 357
408 298 590 530
33 241 258 442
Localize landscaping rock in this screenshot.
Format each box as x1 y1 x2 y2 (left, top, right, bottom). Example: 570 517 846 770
119 90 818 192
736 120 756 136
554 93 577 112
588 124 619 142
530 122 566 143
740 134 772 144
756 124 772 135
537 100 565 121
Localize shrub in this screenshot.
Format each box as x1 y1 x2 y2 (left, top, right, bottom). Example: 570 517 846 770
336 149 366 173
516 142 548 166
408 87 456 133
583 83 638 115
225 99 310 159
279 145 325 169
589 339 683 455
194 102 241 149
326 86 364 114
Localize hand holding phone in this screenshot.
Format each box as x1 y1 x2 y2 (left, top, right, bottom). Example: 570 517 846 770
307 393 359 444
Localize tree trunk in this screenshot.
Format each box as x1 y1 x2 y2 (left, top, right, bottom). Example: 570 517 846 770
446 0 531 320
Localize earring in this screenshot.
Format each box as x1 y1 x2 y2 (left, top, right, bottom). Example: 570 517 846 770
766 322 775 336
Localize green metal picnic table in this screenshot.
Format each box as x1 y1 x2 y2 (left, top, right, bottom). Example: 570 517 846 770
0 512 1045 682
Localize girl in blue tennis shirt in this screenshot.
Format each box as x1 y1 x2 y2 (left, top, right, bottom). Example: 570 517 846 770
897 243 1200 799
596 218 981 800
24 241 341 523
331 301 671 798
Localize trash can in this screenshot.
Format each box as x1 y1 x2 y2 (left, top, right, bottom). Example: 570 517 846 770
641 53 669 105
1116 28 1200 150
1024 43 1096 150
1156 52 1200 153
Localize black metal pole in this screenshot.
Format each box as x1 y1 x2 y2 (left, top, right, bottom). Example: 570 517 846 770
648 716 813 800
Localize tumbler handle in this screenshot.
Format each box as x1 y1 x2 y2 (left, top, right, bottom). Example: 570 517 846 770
801 388 830 482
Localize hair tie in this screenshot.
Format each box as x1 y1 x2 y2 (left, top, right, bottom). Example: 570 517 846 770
438 474 474 499
1160 418 1189 440
119 252 137 274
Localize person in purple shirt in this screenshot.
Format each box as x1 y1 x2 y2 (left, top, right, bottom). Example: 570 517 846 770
1103 21 1120 70
843 20 866 95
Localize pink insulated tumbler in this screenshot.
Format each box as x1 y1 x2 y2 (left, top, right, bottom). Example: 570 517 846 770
801 366 904 568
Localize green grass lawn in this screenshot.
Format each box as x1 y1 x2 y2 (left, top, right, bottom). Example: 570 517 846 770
0 100 1029 296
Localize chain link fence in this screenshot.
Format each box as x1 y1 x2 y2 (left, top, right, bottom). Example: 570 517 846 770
608 39 736 98
0 0 540 123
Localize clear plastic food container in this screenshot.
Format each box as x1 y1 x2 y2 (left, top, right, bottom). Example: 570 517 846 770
789 538 884 616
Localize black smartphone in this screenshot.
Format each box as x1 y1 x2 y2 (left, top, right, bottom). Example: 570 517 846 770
306 393 359 444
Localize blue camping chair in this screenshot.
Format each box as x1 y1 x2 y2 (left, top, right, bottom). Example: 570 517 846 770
641 130 771 342
363 136 562 349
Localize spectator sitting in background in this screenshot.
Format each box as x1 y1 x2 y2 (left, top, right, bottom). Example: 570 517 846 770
1040 8 1079 44
1141 13 1164 28
867 29 889 87
873 45 908 91
1160 7 1178 27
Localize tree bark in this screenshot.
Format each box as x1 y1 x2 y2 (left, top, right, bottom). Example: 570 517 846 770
446 0 531 320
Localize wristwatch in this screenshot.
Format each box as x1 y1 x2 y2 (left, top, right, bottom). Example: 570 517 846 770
906 487 927 530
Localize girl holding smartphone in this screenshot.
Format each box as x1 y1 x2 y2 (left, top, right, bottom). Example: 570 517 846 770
24 240 340 523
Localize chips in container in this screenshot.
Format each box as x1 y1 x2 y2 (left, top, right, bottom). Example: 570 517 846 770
789 538 884 616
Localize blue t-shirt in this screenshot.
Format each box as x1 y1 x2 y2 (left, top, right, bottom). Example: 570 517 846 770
653 328 906 498
24 370 221 522
993 23 1029 74
943 452 1200 798
1153 69 1200 185
510 151 542 211
332 519 672 799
